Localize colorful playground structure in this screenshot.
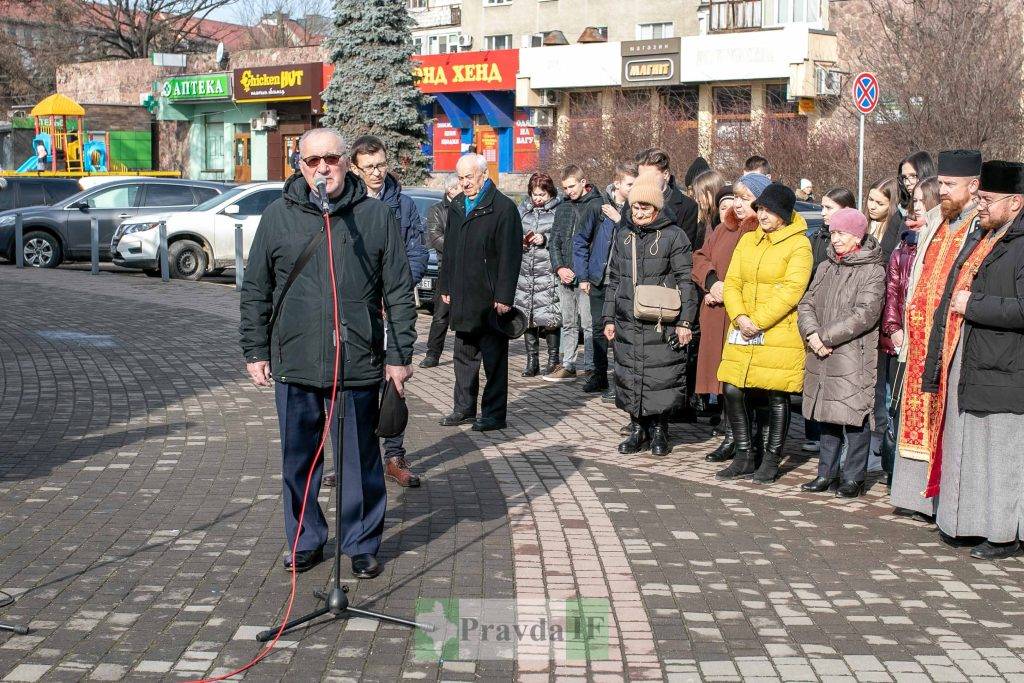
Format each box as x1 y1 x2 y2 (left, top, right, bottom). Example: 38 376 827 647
4 94 178 178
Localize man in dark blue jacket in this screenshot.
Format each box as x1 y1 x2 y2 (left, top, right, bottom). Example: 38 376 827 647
342 135 428 488
573 205 617 398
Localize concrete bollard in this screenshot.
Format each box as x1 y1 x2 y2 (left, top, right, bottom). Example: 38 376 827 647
90 217 99 275
14 212 23 268
234 224 244 291
159 223 169 282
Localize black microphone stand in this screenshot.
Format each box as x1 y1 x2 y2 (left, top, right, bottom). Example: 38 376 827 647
257 191 431 642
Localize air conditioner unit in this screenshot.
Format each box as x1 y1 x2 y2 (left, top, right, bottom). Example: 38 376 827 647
520 33 543 49
540 89 560 107
251 118 265 131
258 109 279 129
457 34 472 48
526 108 555 128
815 67 841 97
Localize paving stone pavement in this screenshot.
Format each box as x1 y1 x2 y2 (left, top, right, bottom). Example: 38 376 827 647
2 264 1024 682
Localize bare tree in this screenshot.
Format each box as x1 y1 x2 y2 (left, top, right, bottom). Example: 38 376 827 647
74 0 237 59
230 0 330 48
843 0 1024 162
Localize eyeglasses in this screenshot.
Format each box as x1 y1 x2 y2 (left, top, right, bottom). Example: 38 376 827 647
977 194 1015 207
357 162 389 175
301 154 344 168
900 173 919 183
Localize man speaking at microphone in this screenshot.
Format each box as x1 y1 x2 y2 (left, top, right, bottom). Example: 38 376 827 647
240 127 417 579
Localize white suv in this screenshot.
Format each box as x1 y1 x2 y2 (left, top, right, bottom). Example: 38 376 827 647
111 182 283 280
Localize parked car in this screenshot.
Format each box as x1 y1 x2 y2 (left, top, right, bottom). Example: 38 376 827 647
0 177 82 212
111 182 283 280
0 178 229 268
797 200 824 233
403 186 444 307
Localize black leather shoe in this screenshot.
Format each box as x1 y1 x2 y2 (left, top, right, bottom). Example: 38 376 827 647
835 480 864 498
419 356 440 368
351 553 382 579
601 387 616 403
939 530 982 548
705 437 735 462
439 412 474 426
472 417 506 432
801 476 837 493
618 419 650 454
582 373 608 393
650 419 671 457
283 547 324 573
970 540 1022 561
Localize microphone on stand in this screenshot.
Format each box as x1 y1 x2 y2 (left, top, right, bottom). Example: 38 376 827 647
314 175 330 214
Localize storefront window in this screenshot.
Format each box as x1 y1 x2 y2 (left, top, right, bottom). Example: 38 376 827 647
662 88 699 121
569 91 600 118
204 115 224 172
766 83 798 115
714 87 751 117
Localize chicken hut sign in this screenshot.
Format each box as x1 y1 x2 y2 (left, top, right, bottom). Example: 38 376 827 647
412 50 518 93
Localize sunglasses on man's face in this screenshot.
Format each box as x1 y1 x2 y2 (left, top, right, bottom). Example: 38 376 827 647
301 154 344 168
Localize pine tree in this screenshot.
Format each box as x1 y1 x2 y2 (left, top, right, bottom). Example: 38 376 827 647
321 0 431 183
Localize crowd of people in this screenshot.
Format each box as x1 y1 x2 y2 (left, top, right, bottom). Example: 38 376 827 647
241 129 1024 578
421 146 1024 562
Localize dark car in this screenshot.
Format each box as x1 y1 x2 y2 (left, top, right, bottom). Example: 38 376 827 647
403 187 445 308
0 177 82 211
0 178 229 268
797 200 824 234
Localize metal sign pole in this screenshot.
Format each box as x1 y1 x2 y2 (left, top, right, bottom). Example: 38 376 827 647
234 224 244 291
90 217 99 275
14 213 23 268
857 113 865 210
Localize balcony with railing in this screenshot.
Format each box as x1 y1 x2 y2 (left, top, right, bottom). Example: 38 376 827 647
409 4 461 30
709 0 763 31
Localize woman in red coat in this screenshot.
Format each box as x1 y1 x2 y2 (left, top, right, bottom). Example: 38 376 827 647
691 172 768 461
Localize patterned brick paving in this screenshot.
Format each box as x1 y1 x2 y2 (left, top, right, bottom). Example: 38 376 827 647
1 264 1024 682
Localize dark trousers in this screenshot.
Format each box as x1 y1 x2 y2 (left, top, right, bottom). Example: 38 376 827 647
425 295 451 360
817 419 871 483
453 329 509 421
589 284 609 376
275 382 386 557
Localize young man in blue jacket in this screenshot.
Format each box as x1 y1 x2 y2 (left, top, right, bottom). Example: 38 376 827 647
573 163 636 398
329 134 428 488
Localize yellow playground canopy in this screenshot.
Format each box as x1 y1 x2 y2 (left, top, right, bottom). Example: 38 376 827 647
30 93 86 118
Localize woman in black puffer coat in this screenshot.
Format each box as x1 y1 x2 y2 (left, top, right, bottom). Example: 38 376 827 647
603 178 699 456
514 173 563 376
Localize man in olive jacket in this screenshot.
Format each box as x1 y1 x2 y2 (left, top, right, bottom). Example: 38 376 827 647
240 128 416 579
437 154 523 431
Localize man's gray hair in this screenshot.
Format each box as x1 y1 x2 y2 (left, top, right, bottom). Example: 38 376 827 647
458 153 488 173
443 173 460 190
298 127 347 154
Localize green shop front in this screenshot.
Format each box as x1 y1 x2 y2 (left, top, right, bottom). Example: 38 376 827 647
156 72 268 182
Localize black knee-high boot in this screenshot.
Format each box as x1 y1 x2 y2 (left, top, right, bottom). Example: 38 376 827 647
706 396 734 462
716 384 758 479
752 391 791 484
521 329 540 377
543 330 560 375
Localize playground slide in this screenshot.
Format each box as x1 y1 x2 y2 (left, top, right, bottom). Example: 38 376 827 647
16 156 39 172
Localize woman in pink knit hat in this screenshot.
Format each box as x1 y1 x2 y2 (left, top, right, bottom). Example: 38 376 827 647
796 208 887 497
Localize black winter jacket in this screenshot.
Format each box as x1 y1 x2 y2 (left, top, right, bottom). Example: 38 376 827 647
955 213 1024 413
426 195 450 255
603 212 698 417
550 184 604 277
239 172 417 388
437 184 523 333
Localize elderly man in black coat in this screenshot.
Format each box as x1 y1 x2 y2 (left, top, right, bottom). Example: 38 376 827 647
925 160 1024 561
437 154 524 432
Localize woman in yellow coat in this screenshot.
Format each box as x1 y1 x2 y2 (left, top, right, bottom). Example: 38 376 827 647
716 183 813 484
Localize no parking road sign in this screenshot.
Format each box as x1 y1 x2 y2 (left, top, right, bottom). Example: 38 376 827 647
852 72 879 114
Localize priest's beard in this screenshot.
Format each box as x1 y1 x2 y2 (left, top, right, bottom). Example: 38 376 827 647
940 196 969 221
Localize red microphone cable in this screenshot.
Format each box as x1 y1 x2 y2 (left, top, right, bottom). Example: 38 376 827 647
190 208 343 682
